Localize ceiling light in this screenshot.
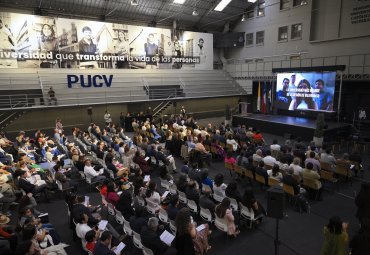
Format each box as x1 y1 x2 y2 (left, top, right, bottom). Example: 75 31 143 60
173 0 186 4
241 14 245 22
214 0 232 11
192 9 199 16
131 0 138 6
248 0 257 3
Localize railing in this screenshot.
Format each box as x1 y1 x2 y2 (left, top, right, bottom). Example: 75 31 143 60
142 77 150 95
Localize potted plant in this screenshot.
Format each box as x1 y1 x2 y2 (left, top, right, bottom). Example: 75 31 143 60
313 113 326 147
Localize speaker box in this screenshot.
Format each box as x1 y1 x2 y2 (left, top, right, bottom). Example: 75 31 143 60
267 186 285 219
87 107 93 116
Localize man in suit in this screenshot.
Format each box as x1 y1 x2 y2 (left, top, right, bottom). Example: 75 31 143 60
93 231 116 255
141 217 172 255
16 169 48 200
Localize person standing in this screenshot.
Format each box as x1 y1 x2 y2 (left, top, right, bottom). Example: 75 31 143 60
48 87 57 105
104 111 112 125
321 216 348 255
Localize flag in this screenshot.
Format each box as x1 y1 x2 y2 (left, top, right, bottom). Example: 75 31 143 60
261 82 266 114
257 81 261 112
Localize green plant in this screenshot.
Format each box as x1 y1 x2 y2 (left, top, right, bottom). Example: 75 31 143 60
314 113 326 138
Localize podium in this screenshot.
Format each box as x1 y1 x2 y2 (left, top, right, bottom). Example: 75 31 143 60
239 102 250 116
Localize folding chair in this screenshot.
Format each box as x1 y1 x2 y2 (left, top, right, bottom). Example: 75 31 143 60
187 199 198 214
240 203 263 229
200 207 214 223
133 231 144 249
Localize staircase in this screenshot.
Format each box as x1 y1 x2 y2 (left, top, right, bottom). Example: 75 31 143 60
152 100 174 122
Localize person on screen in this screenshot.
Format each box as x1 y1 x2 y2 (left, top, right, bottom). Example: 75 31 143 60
0 19 16 67
79 26 98 55
314 79 333 111
197 38 206 64
289 79 318 111
276 78 291 109
144 33 159 69
288 74 297 93
115 30 129 68
39 24 58 52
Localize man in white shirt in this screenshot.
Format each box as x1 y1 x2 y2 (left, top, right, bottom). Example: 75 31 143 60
76 213 94 248
263 150 277 167
270 139 281 151
84 159 106 183
252 149 263 162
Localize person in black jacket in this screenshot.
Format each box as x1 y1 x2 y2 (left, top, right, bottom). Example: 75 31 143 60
225 181 242 203
185 180 200 205
355 182 370 224
15 170 48 200
141 217 175 255
129 205 148 234
115 189 134 220
173 208 195 255
199 186 216 218
255 161 268 185
93 231 115 255
350 218 370 255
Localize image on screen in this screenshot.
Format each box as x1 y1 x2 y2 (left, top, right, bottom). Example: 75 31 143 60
275 72 336 112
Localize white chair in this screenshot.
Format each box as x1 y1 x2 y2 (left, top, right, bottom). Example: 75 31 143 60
215 215 228 234
169 219 177 235
107 203 115 216
187 199 198 214
150 156 157 165
178 190 188 204
158 207 169 224
133 231 144 249
228 197 239 211
101 194 108 207
146 200 158 215
212 190 224 203
143 246 154 255
123 218 133 236
160 179 170 190
169 184 177 195
136 195 146 206
239 203 263 229
115 210 124 225
200 207 213 223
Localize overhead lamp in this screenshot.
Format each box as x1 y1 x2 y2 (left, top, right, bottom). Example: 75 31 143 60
248 0 257 3
173 0 186 4
241 14 246 22
214 0 232 11
192 9 199 16
131 0 138 6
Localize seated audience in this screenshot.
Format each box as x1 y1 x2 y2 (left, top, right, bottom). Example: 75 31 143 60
215 198 240 237
199 186 216 218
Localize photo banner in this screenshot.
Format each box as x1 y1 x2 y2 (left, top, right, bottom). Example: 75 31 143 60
0 12 213 70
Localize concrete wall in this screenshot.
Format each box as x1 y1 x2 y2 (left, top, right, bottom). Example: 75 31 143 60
227 0 370 60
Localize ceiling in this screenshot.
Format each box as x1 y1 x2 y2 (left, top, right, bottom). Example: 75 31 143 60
0 0 254 32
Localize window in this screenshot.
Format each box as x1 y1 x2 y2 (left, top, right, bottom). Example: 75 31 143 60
256 31 264 45
246 33 254 46
246 10 254 19
278 26 288 42
257 0 265 17
291 23 302 39
293 0 307 7
280 0 290 10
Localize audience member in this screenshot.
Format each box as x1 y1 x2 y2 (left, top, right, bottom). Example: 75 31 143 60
215 198 239 237
320 216 348 255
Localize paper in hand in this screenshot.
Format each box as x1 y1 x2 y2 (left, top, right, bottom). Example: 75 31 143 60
114 242 126 254
98 220 108 230
160 230 175 246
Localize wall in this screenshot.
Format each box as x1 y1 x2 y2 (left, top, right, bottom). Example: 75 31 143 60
227 0 370 60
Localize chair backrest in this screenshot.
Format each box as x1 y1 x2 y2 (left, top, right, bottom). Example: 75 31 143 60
146 200 157 215
303 177 320 190
264 164 273 170
240 203 255 220
224 162 234 171
56 180 63 190
212 190 224 203
187 199 198 213
226 144 234 152
244 168 254 179
234 164 244 175
158 207 169 223
177 190 188 204
282 183 295 196
268 177 281 187
169 184 177 195
320 170 335 182
335 164 351 177
143 246 154 255
255 173 266 185
320 161 332 171
123 218 133 236
228 197 239 211
169 219 177 235
160 179 170 190
214 215 228 233
133 231 143 249
271 150 280 160
200 207 213 222
107 203 115 216
115 210 124 225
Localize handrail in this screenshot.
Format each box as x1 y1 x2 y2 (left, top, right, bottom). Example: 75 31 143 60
142 78 149 94
179 77 186 92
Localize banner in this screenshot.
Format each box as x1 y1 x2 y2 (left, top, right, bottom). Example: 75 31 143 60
0 12 213 70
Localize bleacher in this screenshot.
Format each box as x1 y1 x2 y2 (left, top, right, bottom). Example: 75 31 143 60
0 69 244 109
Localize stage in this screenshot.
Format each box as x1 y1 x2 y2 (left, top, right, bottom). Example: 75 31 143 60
232 114 352 141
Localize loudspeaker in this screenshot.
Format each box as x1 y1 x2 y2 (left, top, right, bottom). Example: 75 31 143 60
267 186 285 219
87 107 93 116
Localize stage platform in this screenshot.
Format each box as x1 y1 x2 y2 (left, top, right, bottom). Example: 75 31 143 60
232 114 352 141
